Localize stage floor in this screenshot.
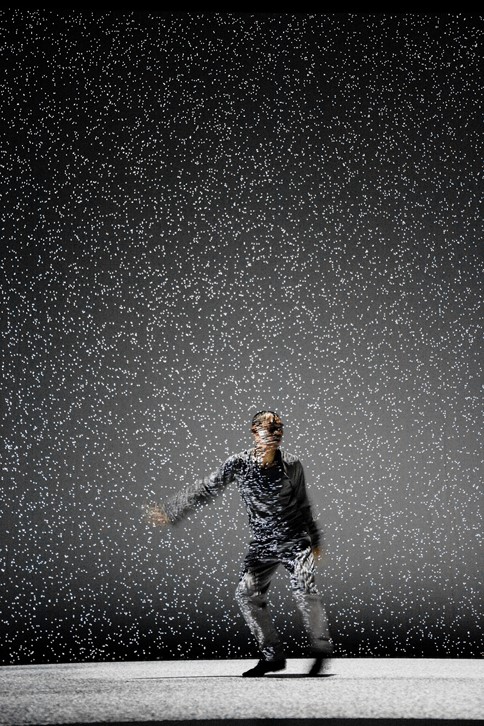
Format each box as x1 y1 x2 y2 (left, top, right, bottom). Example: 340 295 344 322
0 658 482 725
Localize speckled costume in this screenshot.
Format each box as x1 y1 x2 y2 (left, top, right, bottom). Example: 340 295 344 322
162 448 331 661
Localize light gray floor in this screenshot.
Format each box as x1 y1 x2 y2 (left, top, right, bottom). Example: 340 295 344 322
0 658 482 725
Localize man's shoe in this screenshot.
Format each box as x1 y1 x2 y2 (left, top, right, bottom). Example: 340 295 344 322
308 653 329 676
242 658 286 677
308 638 333 676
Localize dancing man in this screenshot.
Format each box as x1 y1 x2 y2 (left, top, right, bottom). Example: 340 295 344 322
146 410 333 676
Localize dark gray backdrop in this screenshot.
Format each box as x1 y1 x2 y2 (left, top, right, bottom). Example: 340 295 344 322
1 11 482 664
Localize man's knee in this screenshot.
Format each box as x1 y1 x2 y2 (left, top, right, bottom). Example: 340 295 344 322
289 574 316 595
235 572 258 604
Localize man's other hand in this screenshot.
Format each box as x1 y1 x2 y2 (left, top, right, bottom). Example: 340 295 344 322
312 546 324 562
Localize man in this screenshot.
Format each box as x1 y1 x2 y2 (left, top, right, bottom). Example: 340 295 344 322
146 410 333 676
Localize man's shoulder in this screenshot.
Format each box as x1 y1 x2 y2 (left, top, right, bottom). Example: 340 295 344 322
223 449 302 467
280 450 302 466
224 450 252 465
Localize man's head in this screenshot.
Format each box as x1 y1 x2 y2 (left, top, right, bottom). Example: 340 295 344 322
251 410 284 452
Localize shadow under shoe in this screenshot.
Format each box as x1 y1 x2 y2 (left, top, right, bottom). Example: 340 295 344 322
242 658 287 677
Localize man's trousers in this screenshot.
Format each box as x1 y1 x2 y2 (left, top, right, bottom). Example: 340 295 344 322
235 541 331 662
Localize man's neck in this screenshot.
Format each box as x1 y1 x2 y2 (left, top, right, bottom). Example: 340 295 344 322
255 447 279 468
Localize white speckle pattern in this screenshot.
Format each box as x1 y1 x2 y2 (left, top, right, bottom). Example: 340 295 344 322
1 11 482 663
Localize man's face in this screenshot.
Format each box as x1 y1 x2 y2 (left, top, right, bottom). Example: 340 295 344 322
252 415 284 452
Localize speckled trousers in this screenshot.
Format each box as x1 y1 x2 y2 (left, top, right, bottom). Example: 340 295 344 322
235 542 331 662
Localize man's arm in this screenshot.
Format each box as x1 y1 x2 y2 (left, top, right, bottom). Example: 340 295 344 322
293 460 322 557
145 454 239 526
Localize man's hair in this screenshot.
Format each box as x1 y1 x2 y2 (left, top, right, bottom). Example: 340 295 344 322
251 410 283 432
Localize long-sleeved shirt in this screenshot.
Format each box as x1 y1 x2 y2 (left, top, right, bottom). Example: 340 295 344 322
162 448 321 549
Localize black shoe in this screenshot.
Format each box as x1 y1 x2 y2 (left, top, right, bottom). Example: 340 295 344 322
242 658 286 677
308 638 333 676
308 653 329 676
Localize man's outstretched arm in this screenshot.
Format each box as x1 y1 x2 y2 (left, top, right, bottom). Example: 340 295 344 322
145 454 240 527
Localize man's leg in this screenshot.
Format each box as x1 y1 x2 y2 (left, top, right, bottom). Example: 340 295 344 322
282 544 333 673
235 555 286 672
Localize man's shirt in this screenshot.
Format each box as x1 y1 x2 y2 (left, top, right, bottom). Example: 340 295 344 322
162 448 321 548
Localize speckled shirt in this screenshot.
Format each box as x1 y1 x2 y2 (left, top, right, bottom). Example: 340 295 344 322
162 448 321 549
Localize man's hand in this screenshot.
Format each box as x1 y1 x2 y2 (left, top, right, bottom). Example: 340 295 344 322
312 546 324 562
144 503 170 527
